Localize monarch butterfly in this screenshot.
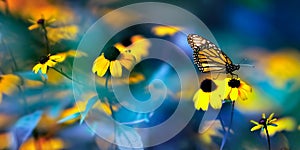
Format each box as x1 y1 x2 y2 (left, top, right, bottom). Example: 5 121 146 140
187 34 240 77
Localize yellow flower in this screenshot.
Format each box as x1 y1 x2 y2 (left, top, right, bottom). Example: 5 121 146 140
250 113 277 132
151 25 182 37
92 46 135 78
20 137 64 150
224 78 252 101
28 15 56 30
32 50 85 74
32 54 64 74
193 78 226 111
250 113 296 136
114 35 149 62
0 74 21 103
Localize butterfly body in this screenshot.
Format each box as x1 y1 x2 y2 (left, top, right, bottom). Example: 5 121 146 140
187 34 240 76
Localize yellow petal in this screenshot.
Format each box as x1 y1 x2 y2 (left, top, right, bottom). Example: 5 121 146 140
240 81 252 92
269 118 277 124
28 18 36 24
268 113 275 121
66 50 87 57
45 60 57 67
92 54 106 72
127 37 150 62
131 35 144 42
193 90 210 111
46 17 56 25
0 94 2 103
238 89 248 101
92 55 110 77
265 126 277 136
118 54 135 70
41 65 48 74
224 79 232 99
114 43 127 52
262 113 266 119
192 89 201 102
32 64 42 74
110 61 122 77
251 125 263 131
50 54 66 62
209 92 222 109
28 24 39 30
229 88 238 101
250 120 259 125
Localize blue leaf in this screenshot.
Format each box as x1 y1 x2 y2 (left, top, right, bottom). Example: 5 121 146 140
80 96 98 124
57 112 81 124
116 126 144 150
12 110 43 148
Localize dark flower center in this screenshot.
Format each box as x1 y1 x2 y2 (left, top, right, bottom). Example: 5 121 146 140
259 118 267 125
200 79 217 92
37 18 45 25
0 76 2 82
103 46 120 61
39 56 50 64
121 38 132 47
228 79 240 88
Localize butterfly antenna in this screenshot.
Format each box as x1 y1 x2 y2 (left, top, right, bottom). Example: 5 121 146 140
239 64 255 68
238 58 247 64
238 58 255 68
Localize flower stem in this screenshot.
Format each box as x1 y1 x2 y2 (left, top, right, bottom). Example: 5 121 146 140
41 25 50 54
1 38 18 71
50 67 82 84
264 124 271 150
220 101 235 150
104 74 117 150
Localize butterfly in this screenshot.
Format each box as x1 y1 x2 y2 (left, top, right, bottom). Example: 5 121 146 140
187 34 240 77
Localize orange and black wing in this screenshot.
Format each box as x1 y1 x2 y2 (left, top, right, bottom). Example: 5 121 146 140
187 34 232 73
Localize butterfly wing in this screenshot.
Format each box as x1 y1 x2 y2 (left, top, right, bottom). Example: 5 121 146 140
187 34 232 73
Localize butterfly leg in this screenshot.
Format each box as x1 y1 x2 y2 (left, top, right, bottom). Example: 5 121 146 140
230 73 239 79
213 72 221 80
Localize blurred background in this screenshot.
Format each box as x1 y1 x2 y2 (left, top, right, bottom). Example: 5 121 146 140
0 0 300 149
